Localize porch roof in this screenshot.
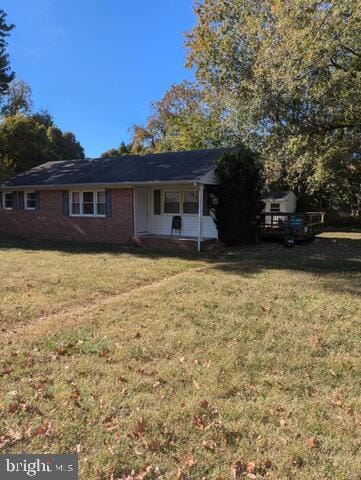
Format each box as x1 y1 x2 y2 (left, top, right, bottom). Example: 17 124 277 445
1 148 234 189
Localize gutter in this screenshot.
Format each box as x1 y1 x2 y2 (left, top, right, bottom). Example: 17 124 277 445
0 179 219 191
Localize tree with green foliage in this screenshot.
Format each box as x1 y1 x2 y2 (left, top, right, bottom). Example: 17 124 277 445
101 141 131 158
209 147 265 246
0 115 84 179
0 115 58 178
186 0 361 214
130 81 228 154
46 126 84 161
0 9 14 100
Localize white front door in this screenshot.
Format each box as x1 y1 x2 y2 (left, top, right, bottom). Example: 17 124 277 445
135 188 149 234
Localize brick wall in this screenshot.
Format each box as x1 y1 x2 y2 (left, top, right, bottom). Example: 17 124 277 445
0 189 134 244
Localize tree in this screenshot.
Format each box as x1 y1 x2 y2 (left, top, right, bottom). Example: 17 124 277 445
186 0 361 213
47 126 84 160
129 81 228 154
0 115 84 180
209 147 265 246
0 115 58 178
101 141 131 158
0 9 14 100
1 79 32 116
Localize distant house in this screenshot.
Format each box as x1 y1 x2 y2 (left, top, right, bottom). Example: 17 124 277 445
0 148 233 251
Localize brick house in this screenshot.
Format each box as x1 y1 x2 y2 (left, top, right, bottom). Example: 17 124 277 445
0 148 230 251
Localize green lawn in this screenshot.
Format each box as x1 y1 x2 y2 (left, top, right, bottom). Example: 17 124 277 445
0 232 360 479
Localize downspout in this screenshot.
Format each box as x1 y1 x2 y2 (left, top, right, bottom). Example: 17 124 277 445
198 184 204 252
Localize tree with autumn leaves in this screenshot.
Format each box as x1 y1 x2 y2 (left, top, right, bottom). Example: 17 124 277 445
121 0 360 217
186 0 361 215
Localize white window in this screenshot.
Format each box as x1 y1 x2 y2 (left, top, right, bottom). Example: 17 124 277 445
70 190 105 217
163 191 180 214
25 191 36 210
270 203 281 213
2 192 13 210
183 190 199 214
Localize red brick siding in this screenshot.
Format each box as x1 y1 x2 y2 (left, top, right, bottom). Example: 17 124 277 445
0 189 134 244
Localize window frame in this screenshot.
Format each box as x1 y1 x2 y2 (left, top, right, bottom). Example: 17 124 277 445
162 190 181 215
69 190 106 218
270 203 281 213
2 192 14 210
182 190 199 216
158 188 207 216
24 191 36 211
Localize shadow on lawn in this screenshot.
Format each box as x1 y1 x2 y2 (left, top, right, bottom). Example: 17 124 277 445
0 233 360 296
215 234 361 297
0 236 210 260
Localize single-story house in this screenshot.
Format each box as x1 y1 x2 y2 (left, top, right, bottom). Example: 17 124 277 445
0 148 234 251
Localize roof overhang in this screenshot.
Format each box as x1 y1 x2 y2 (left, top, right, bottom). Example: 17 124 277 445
0 178 218 191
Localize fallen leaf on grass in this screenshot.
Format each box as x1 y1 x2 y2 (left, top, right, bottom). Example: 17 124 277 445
1 367 13 376
192 415 207 430
309 336 323 349
305 436 319 449
0 430 23 450
55 347 67 356
30 421 53 438
8 402 19 414
247 461 256 473
133 418 147 437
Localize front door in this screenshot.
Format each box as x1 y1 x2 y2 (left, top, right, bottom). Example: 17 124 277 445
135 188 149 234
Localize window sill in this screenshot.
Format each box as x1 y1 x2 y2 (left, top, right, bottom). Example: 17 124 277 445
69 214 106 218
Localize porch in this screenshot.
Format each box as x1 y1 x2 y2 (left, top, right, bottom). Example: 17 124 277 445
133 184 219 251
132 233 219 252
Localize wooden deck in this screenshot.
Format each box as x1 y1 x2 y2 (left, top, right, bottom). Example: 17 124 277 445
260 212 325 241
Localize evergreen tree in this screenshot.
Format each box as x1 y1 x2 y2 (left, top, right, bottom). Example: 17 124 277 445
209 147 265 245
0 9 14 100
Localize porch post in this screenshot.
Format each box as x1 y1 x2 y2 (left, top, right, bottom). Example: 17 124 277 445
198 184 204 252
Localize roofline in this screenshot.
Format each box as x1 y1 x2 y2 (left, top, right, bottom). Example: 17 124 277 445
0 179 218 191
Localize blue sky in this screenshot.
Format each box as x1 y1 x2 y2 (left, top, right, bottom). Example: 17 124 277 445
2 0 195 157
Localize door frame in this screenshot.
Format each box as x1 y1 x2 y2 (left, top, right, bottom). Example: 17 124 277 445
134 187 149 235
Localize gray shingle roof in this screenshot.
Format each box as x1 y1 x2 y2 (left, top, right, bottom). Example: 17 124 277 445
1 148 232 188
265 191 292 200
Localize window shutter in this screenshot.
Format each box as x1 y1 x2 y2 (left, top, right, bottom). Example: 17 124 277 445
17 192 24 210
62 191 69 216
105 189 112 217
154 190 161 215
203 189 210 216
12 191 18 209
35 191 40 210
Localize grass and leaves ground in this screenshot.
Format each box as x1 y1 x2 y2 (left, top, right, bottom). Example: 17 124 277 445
0 232 360 479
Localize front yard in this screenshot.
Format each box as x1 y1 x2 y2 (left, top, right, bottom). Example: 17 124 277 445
0 232 360 479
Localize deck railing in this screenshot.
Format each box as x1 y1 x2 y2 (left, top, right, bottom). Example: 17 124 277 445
260 212 325 239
